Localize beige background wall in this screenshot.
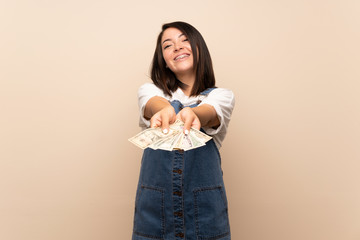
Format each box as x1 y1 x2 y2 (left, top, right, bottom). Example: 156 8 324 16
1 0 359 239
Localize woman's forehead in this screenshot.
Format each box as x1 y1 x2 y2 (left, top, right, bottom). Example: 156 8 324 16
161 28 185 42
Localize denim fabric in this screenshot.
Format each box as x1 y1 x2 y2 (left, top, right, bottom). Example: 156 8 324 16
133 89 231 240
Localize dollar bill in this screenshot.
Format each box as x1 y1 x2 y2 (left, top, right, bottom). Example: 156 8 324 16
128 128 171 149
128 120 212 151
151 132 183 151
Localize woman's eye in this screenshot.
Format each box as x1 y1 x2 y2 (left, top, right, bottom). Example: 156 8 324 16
183 38 188 42
164 44 171 49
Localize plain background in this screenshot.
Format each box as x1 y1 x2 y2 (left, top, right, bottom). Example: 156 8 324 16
1 0 359 239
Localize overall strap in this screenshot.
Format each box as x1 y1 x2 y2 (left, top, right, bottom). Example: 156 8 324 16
199 87 216 96
170 100 183 114
170 87 217 113
185 87 217 108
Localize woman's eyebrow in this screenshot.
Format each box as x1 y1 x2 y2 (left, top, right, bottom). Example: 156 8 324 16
162 39 171 45
162 34 186 45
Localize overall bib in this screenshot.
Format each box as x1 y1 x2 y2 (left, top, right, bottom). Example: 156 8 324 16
133 89 231 240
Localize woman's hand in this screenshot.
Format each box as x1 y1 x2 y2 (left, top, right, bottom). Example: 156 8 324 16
177 107 201 134
150 105 177 133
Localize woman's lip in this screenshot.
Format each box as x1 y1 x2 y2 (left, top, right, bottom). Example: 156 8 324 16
174 53 190 61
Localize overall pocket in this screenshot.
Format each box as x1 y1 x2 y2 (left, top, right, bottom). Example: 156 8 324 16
193 186 230 240
133 185 165 239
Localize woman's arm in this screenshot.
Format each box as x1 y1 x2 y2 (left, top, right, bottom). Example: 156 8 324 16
177 105 219 133
144 96 221 135
144 96 172 120
179 88 235 137
192 104 220 128
144 96 177 133
144 96 219 134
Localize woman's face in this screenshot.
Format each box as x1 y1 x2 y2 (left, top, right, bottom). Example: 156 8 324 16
161 27 194 77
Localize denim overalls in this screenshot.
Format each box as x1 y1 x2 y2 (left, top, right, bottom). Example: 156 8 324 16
133 89 231 240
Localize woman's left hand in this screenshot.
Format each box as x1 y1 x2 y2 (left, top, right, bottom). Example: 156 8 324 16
176 107 201 134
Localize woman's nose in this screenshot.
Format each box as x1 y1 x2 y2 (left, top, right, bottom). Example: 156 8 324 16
174 43 183 51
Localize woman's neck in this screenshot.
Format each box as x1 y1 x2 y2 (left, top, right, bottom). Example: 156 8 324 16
177 72 196 96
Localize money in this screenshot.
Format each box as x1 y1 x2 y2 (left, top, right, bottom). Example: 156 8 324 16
128 119 212 151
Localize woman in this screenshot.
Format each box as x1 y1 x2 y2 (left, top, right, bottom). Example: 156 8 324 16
133 21 234 240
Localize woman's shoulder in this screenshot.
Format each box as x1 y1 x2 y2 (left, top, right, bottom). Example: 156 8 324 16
212 87 234 93
138 82 173 103
138 82 164 95
207 87 235 100
139 82 157 90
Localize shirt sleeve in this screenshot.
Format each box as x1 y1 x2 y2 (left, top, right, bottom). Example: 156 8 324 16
199 88 235 147
138 83 167 129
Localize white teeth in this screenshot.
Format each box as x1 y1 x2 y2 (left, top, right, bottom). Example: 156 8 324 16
175 54 188 60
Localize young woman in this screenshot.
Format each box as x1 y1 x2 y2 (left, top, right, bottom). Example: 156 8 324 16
133 21 235 240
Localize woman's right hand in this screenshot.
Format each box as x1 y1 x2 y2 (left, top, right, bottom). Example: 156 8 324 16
150 105 176 134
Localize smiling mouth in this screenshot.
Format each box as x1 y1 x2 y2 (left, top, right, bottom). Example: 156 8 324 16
174 54 190 61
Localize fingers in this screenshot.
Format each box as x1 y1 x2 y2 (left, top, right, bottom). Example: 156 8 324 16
150 106 176 134
183 117 193 135
190 118 201 131
182 116 201 133
150 117 160 129
161 113 170 134
151 106 201 135
177 107 201 134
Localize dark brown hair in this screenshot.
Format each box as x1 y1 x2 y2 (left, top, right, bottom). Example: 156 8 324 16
150 21 216 97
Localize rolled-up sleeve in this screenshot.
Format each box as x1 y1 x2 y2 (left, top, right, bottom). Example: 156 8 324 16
138 83 166 128
199 88 235 147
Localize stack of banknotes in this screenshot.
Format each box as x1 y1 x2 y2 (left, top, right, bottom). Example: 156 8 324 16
128 119 212 151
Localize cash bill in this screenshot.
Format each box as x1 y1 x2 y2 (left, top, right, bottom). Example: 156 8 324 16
128 119 212 151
